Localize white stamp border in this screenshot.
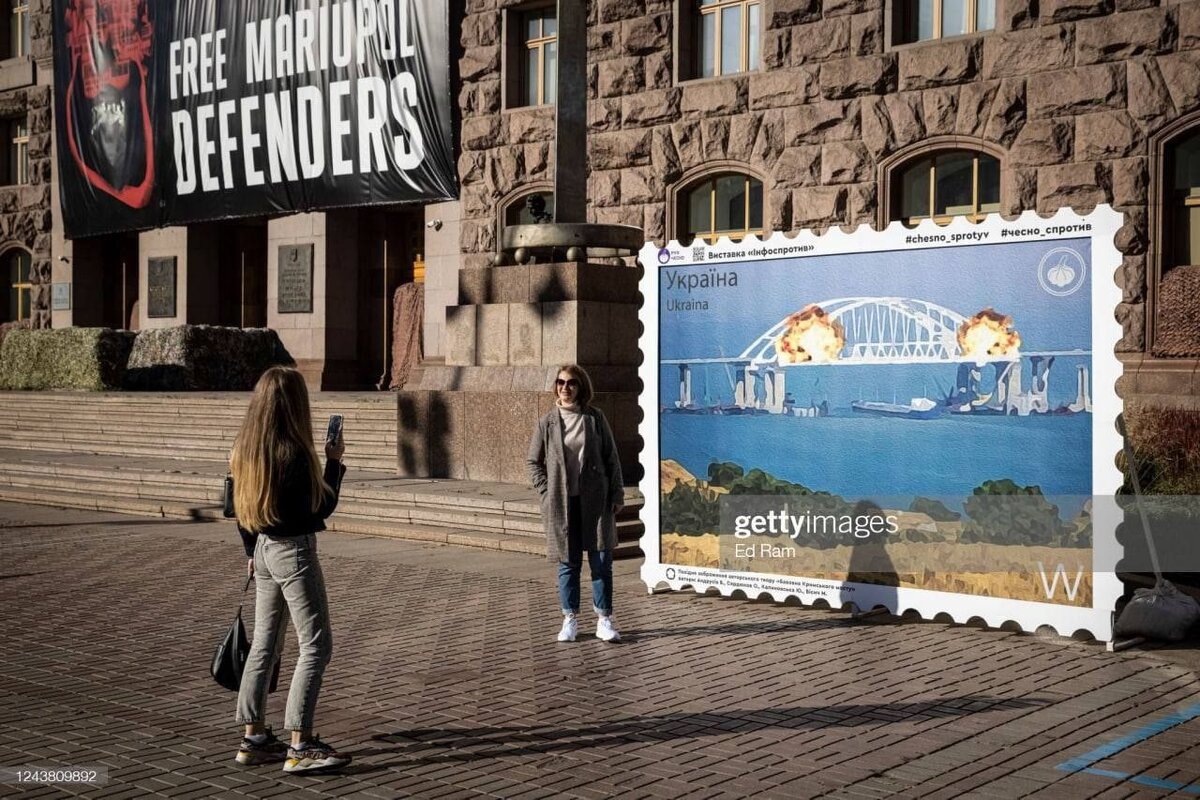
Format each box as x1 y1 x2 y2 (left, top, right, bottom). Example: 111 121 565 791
637 206 1125 642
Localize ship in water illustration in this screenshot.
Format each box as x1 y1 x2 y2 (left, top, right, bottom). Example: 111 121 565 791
851 395 943 420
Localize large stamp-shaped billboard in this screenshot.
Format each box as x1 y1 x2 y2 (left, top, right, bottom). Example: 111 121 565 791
638 208 1124 641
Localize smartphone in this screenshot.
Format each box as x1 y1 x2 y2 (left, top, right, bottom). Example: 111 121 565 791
325 414 344 445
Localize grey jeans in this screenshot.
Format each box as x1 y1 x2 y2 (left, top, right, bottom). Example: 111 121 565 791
235 533 332 732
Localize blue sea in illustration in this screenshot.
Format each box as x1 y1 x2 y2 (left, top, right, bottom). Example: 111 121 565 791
661 410 1091 507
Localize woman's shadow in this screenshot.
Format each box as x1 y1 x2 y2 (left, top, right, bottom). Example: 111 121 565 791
840 500 900 618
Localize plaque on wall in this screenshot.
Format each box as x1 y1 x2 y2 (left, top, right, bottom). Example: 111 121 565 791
278 244 314 314
148 257 177 318
52 282 71 311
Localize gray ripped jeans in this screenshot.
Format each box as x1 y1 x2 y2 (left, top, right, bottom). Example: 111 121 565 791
235 533 332 732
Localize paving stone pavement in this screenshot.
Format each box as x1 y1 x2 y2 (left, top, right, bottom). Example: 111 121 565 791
2 501 1200 799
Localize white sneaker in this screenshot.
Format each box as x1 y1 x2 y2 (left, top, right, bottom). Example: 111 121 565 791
557 614 578 642
596 616 620 642
282 737 351 773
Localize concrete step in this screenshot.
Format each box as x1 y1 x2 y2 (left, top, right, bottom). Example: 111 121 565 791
0 438 397 467
0 425 397 451
0 462 645 546
0 484 551 554
3 411 396 426
0 457 644 551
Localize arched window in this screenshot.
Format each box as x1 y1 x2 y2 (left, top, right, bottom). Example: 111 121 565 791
1168 129 1200 270
890 150 1000 225
680 173 763 243
3 247 31 323
504 190 555 226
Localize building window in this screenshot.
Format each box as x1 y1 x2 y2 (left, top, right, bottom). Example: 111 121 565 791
1168 130 1200 270
508 6 556 108
891 151 1000 225
6 119 28 185
505 190 555 226
894 0 994 45
10 0 28 58
683 0 761 80
4 248 31 323
681 173 763 243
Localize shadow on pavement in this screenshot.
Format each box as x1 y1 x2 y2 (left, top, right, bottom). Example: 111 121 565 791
359 696 1048 764
619 617 853 640
0 518 214 530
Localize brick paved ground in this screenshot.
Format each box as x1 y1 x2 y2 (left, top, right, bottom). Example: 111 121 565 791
2 501 1199 799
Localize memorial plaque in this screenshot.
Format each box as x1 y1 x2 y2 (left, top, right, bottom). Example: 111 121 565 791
278 245 314 314
52 282 71 311
147 257 176 318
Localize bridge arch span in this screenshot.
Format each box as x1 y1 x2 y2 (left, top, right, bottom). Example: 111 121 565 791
738 297 972 366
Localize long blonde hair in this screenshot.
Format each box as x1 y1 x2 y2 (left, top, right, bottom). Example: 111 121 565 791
230 366 329 532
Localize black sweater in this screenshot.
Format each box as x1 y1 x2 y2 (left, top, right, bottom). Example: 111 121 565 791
237 457 346 557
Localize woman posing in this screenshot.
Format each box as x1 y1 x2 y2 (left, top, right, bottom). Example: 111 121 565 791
527 364 625 642
229 366 351 773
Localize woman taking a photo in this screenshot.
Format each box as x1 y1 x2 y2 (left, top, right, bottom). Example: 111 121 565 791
230 366 351 773
527 364 625 643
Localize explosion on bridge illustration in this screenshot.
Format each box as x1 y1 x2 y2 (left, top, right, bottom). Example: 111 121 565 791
663 296 1090 419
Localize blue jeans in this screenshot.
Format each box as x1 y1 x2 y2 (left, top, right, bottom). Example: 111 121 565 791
236 533 332 732
557 496 613 616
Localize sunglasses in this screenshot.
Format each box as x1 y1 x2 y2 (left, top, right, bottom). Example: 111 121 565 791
556 378 580 388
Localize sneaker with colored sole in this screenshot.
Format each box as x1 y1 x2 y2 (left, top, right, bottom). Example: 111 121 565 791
283 737 352 773
596 616 621 642
557 614 578 642
235 728 289 765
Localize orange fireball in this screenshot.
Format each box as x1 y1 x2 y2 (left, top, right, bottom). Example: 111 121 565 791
776 304 846 364
957 309 1022 360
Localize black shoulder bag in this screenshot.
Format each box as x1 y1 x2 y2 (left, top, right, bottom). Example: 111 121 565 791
222 474 236 518
211 575 281 692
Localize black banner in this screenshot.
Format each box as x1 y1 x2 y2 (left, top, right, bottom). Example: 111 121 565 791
53 0 456 239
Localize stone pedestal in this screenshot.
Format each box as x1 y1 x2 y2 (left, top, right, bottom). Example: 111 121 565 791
397 261 642 484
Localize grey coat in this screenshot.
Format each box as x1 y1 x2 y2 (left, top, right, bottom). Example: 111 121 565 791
527 405 624 561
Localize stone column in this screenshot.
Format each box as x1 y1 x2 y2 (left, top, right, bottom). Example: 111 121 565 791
396 261 641 483
265 211 360 390
137 227 188 330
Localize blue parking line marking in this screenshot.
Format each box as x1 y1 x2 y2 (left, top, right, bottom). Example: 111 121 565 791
1056 702 1200 794
1057 702 1200 773
1078 768 1200 795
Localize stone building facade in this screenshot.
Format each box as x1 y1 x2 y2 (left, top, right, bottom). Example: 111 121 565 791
0 0 53 331
11 0 1200 408
456 0 1200 399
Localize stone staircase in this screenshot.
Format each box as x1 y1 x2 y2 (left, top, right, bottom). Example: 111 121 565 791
0 392 644 557
0 391 399 470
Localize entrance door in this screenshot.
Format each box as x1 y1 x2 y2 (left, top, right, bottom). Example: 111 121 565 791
211 220 268 328
68 233 137 328
356 208 423 387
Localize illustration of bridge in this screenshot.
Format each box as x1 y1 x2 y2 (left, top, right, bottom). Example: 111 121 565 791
662 297 1091 416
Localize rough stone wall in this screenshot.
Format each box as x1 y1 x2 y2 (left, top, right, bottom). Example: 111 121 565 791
459 0 1200 354
3 0 54 329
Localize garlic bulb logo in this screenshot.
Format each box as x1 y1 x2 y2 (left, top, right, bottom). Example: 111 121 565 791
1046 259 1076 288
1037 247 1086 296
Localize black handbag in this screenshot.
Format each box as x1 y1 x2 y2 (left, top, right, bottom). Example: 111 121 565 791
222 474 236 518
211 576 281 692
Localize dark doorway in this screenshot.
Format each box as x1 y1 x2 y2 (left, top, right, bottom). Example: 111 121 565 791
217 219 268 328
189 219 268 328
356 207 423 387
70 233 138 329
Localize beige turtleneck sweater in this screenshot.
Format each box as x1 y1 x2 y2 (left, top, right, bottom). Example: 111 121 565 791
558 403 586 497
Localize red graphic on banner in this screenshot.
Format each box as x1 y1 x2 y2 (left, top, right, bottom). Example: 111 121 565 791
63 0 154 208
